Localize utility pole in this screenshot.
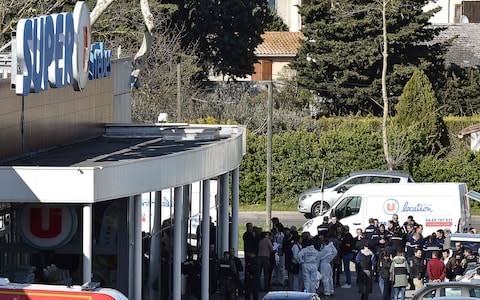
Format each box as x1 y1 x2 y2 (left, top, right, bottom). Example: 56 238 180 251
176 62 182 122
266 81 273 230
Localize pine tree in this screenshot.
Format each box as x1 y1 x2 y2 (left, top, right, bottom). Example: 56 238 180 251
265 6 289 31
173 0 271 78
390 69 449 168
292 0 447 116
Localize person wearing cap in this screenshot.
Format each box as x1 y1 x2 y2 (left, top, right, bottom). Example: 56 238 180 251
313 217 329 250
317 216 330 236
364 218 378 240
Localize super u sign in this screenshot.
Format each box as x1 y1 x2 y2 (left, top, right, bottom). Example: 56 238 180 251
14 2 112 96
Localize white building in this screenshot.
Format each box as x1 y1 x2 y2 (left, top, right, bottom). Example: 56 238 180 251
425 0 480 23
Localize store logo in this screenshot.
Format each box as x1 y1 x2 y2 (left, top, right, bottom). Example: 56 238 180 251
89 42 112 80
15 2 92 95
20 205 78 250
383 198 399 215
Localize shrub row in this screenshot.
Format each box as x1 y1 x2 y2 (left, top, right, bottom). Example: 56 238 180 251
239 116 480 209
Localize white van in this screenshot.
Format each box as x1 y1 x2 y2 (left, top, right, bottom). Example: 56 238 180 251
303 183 470 237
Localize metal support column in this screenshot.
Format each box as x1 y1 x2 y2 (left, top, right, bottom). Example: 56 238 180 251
128 196 134 300
149 191 162 300
173 186 183 300
201 179 211 300
134 194 142 300
220 173 229 254
82 204 92 284
182 184 191 294
182 184 191 258
231 168 240 255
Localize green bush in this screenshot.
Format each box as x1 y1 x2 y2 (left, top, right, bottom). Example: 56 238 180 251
239 117 480 209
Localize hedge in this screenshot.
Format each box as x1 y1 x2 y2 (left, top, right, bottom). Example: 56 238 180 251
239 116 480 210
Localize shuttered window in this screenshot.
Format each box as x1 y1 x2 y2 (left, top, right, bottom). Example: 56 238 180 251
252 60 273 81
464 1 480 23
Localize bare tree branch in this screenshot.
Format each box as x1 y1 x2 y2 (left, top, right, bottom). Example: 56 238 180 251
131 0 154 88
90 0 116 25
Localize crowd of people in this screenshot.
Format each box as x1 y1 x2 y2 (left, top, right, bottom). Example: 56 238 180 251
240 214 480 300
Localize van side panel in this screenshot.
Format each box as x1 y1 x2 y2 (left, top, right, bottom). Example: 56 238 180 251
329 183 468 237
362 195 461 234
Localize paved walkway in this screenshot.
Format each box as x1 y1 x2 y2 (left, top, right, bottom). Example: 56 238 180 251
207 258 418 300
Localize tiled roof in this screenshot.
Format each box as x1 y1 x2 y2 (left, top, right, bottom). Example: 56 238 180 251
255 31 304 57
432 24 480 68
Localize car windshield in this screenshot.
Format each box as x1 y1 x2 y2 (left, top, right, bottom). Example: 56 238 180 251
324 175 349 189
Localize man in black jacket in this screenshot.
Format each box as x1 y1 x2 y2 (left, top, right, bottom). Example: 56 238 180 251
410 248 426 291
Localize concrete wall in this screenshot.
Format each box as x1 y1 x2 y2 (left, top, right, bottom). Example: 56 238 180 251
271 58 296 80
113 57 132 123
0 67 115 161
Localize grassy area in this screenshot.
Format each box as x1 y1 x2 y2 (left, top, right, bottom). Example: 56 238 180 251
472 207 480 215
237 223 246 252
239 202 297 211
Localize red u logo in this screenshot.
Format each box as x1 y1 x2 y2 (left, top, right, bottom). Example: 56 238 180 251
386 203 396 212
30 207 62 238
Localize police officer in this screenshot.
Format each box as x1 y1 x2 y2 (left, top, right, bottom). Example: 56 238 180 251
461 248 477 271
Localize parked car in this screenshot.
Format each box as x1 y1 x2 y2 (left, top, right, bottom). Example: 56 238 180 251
297 170 414 218
263 291 321 300
450 233 480 253
412 281 480 300
459 264 480 282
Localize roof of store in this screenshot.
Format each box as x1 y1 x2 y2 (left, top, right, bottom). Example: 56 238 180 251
0 124 245 203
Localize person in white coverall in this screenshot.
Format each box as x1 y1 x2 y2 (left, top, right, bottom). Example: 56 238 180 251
318 239 338 296
297 239 320 293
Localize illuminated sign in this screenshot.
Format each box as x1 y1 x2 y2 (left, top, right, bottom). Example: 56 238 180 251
20 205 78 250
15 2 91 95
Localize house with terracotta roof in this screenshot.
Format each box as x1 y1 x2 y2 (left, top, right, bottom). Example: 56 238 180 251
252 31 303 81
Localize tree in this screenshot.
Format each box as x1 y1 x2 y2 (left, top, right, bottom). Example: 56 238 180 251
292 0 447 116
439 67 480 116
172 0 272 78
390 69 449 169
265 6 289 31
0 0 72 44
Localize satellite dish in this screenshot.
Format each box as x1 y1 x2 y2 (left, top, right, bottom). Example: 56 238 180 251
460 15 469 23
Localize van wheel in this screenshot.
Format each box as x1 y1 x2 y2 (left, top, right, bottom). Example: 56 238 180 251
312 202 330 217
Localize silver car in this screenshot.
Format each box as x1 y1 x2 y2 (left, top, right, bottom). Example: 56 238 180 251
412 281 480 300
297 170 414 218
